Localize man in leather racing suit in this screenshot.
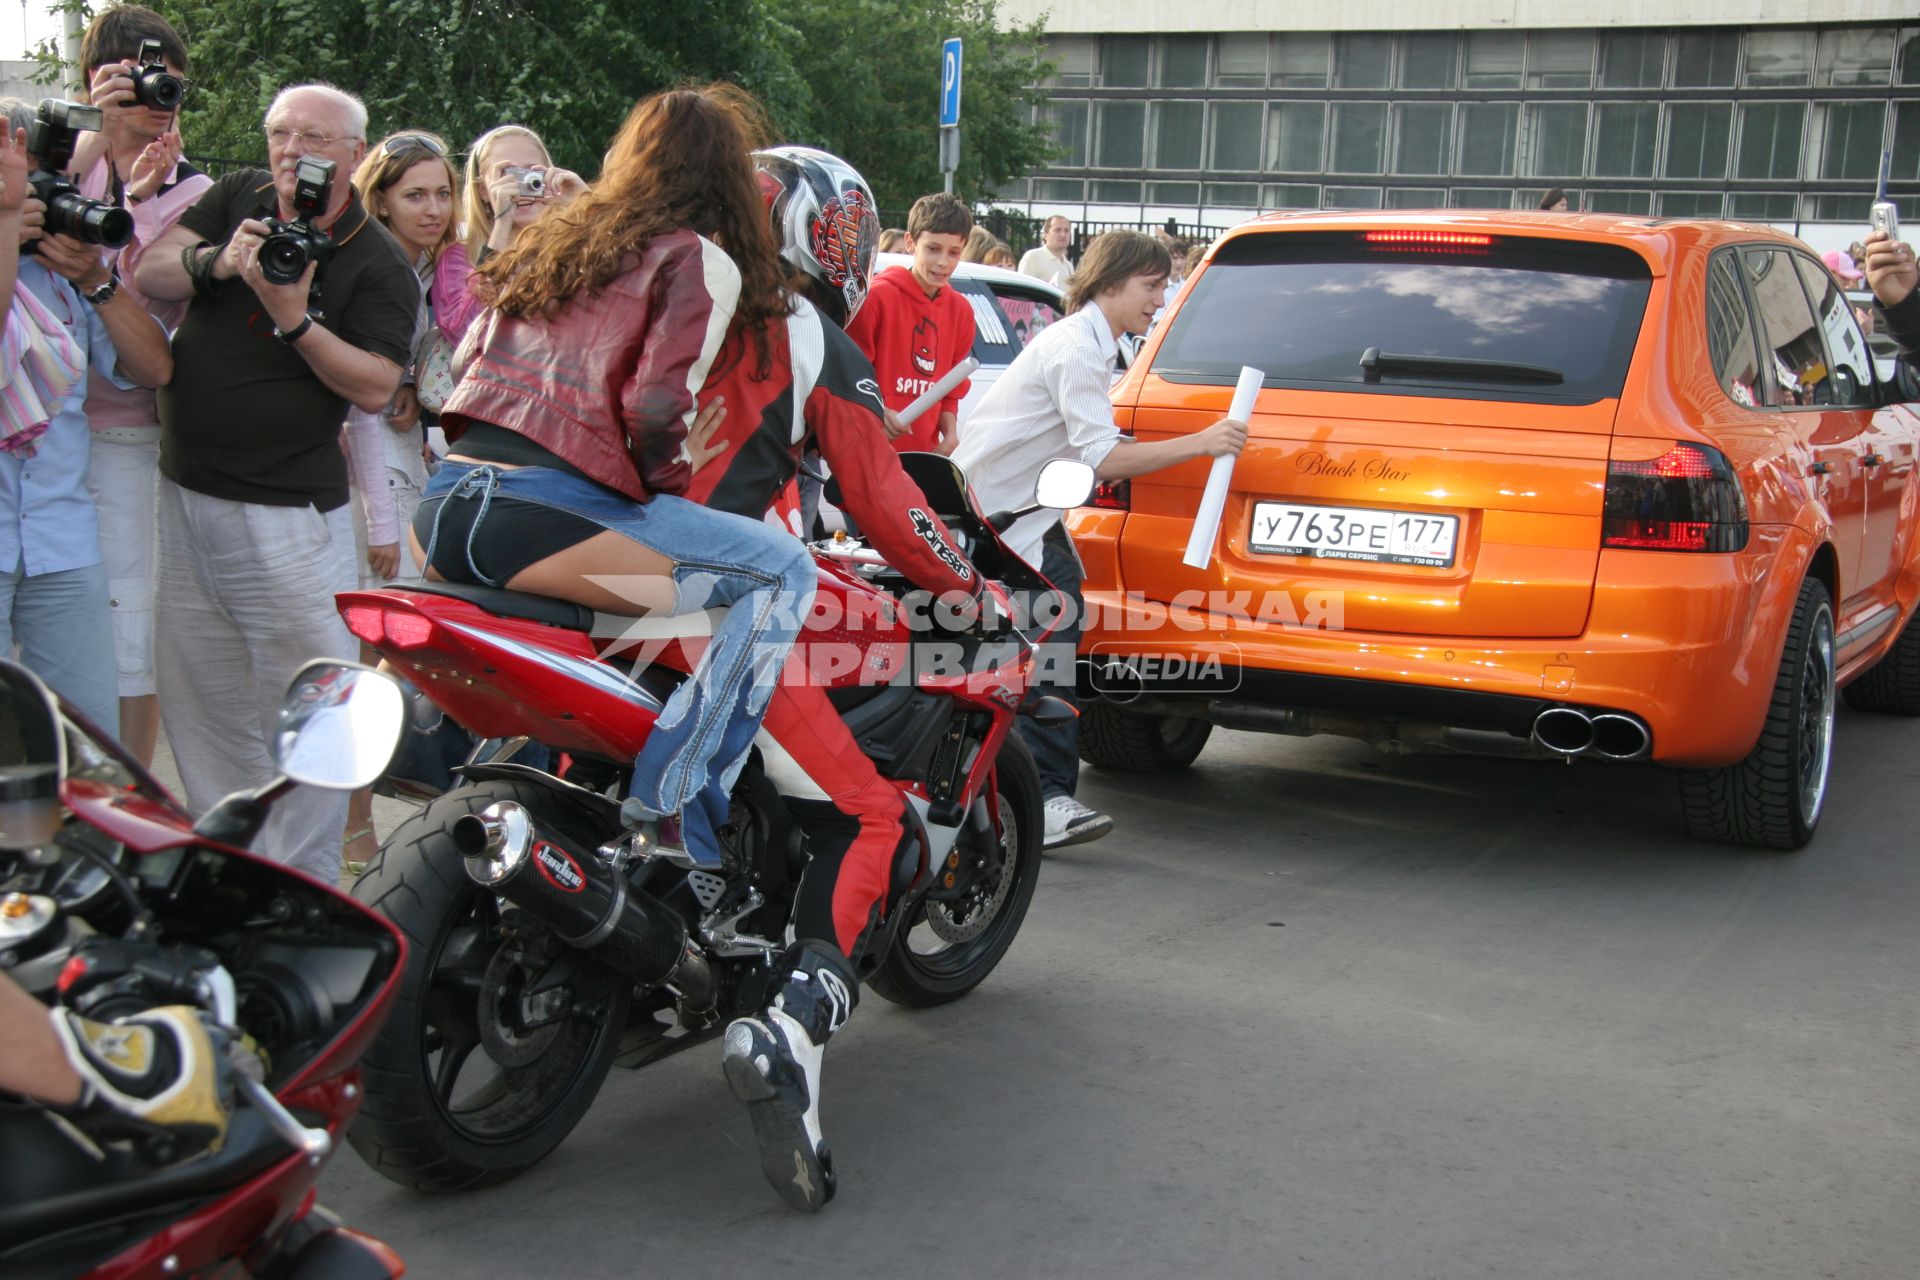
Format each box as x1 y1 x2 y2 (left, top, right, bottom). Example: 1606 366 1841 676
683 147 994 1211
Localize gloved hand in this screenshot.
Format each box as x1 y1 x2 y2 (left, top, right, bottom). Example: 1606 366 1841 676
49 1004 242 1156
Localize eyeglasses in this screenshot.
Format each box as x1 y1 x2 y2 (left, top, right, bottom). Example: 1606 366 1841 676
266 126 358 151
379 133 448 158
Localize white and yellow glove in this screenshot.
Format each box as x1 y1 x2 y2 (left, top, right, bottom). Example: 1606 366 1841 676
49 1004 233 1155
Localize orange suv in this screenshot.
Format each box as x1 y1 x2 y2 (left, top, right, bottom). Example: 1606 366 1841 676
1066 212 1920 849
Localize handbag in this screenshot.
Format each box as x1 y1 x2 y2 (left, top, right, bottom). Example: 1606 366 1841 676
412 323 457 414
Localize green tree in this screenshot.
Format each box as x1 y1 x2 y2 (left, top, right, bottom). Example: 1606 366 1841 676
778 0 1055 210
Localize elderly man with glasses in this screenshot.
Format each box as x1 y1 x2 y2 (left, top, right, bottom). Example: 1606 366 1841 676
138 82 418 883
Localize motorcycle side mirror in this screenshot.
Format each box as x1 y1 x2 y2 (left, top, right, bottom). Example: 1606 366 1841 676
987 458 1099 533
272 660 406 791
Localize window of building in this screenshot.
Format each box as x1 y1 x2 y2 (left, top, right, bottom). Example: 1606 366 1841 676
1329 102 1388 174
1528 31 1594 89
1902 28 1920 86
1812 101 1887 181
1148 181 1201 205
1334 34 1392 88
1587 189 1652 215
1657 191 1724 217
1743 30 1813 88
1525 103 1590 177
1273 33 1331 88
1205 182 1261 207
1210 102 1264 171
1263 183 1320 209
1456 103 1520 175
992 177 1031 202
1464 32 1524 89
1663 103 1732 179
1094 101 1147 169
1896 101 1920 182
1592 103 1658 178
1092 180 1142 203
1816 28 1894 87
1034 178 1085 202
1392 103 1453 176
1103 36 1149 88
1215 33 1268 87
1520 188 1580 210
1734 102 1806 180
1151 101 1205 170
1450 188 1513 209
1399 34 1459 89
1728 192 1798 220
1266 102 1326 172
1042 100 1089 168
1386 187 1447 209
1672 31 1739 88
1706 253 1763 406
1323 185 1384 209
1045 36 1096 87
1804 193 1876 222
1598 32 1664 88
1155 36 1209 88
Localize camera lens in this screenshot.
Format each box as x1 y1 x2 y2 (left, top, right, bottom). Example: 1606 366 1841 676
44 188 133 249
135 70 184 113
260 233 310 286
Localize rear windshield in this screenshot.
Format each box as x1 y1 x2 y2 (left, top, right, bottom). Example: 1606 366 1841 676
1152 232 1654 405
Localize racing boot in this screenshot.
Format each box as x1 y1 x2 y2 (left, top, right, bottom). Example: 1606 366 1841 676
721 940 857 1211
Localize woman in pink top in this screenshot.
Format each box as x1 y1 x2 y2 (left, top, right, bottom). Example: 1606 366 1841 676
431 125 584 347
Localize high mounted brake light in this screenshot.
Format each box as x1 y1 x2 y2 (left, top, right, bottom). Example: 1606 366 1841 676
1363 230 1495 249
1602 442 1748 553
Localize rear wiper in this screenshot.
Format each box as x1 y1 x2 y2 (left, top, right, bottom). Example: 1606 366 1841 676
1359 346 1564 385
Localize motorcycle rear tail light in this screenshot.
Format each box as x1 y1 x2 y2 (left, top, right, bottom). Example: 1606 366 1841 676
1602 442 1747 553
381 611 438 650
341 604 386 645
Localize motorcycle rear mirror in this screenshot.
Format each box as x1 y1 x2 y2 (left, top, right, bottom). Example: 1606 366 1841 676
272 660 406 791
1034 458 1097 510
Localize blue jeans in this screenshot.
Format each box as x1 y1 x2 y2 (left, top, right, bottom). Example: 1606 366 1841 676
420 462 815 866
0 560 117 737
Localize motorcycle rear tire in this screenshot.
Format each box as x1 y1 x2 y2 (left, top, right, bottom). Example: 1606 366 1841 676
347 780 631 1192
868 734 1043 1007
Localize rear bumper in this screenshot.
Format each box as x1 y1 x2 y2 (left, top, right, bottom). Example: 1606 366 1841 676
1072 520 1809 768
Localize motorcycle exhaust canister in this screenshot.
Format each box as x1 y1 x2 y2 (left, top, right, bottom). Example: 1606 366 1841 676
455 801 710 1003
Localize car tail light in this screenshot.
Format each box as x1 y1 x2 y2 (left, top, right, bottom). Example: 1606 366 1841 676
342 604 439 650
1362 230 1494 251
1091 479 1130 511
1602 442 1747 553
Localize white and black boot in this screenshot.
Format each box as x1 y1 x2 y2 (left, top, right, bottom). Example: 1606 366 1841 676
722 940 857 1211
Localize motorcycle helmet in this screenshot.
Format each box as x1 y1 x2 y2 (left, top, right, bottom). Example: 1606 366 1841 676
753 145 878 329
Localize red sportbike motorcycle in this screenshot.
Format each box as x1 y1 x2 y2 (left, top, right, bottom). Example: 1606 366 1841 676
335 454 1092 1191
0 658 410 1279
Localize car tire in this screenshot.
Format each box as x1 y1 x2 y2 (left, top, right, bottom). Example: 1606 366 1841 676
1679 576 1836 850
1840 608 1920 714
1078 699 1213 774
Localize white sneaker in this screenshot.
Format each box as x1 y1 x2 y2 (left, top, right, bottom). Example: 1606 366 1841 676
1043 795 1113 849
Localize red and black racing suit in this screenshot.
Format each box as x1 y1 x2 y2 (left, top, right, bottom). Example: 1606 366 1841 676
682 298 982 959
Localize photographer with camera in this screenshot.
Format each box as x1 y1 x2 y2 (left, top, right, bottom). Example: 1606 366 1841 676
432 125 585 349
136 83 417 884
64 5 213 768
0 99 172 739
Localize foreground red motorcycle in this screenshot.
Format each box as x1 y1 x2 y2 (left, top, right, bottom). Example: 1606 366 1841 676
335 454 1091 1190
0 659 409 1279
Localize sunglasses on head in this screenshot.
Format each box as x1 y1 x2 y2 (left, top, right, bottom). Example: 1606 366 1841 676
379 133 448 158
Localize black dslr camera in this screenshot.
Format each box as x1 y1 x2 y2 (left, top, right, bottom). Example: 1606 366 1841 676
129 37 186 111
24 99 133 251
259 157 336 285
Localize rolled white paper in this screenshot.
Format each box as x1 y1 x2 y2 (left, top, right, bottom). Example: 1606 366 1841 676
1181 364 1265 570
896 356 981 426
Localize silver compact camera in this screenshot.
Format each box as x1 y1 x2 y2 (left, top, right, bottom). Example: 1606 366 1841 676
505 166 546 199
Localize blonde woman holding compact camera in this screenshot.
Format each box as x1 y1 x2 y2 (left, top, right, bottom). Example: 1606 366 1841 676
432 125 584 347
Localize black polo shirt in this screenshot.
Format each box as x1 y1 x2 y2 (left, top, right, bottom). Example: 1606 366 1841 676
159 170 418 510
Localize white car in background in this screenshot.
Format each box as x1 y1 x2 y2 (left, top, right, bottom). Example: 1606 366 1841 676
871 252 1068 421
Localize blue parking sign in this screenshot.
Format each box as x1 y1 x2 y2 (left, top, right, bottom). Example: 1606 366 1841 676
940 38 963 127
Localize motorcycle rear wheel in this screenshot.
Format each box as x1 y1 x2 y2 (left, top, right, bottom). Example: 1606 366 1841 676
348 780 631 1192
868 735 1043 1007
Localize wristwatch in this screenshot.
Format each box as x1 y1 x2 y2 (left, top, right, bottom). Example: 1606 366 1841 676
274 312 317 345
83 275 119 306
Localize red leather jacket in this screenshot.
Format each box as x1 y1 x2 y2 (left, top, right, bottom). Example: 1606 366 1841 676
440 228 738 502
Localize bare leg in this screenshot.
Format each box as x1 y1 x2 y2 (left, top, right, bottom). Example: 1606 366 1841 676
503 530 680 614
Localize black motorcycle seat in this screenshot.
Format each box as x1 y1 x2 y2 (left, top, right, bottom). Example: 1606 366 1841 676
405 581 598 630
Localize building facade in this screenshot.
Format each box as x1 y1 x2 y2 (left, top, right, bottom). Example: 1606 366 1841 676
993 4 1918 238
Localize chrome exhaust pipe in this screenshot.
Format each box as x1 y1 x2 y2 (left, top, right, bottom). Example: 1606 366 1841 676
1532 706 1594 756
1588 713 1651 761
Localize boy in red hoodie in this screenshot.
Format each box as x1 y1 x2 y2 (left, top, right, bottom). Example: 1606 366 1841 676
845 192 976 454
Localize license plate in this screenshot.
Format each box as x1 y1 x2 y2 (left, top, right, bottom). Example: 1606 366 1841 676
1249 501 1459 567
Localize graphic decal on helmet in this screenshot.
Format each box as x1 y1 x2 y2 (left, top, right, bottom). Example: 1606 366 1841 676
811 187 875 308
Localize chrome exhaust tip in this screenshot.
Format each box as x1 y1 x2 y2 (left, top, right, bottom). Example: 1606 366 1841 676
1532 707 1595 756
1589 713 1651 761
456 802 533 885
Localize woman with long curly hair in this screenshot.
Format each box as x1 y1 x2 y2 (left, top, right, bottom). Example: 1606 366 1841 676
416 83 813 872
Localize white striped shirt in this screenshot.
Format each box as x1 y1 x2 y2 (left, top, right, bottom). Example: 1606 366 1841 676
951 303 1122 566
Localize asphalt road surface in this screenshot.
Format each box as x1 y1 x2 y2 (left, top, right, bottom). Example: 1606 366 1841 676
318 711 1920 1279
